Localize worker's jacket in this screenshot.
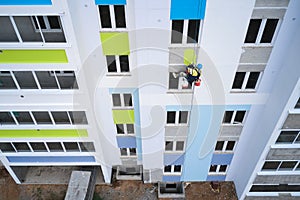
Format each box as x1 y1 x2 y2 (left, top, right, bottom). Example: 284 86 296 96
186 66 201 78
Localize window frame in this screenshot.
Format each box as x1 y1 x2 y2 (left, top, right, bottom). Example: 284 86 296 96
106 55 130 74
98 4 127 30
165 140 185 152
119 147 137 157
111 93 133 108
166 110 189 126
261 160 300 172
222 110 247 125
163 164 182 175
115 123 135 135
231 71 263 92
214 140 236 152
209 164 229 174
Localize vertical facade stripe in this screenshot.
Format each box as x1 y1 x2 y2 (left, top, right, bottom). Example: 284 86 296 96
0 0 52 5
170 0 206 20
95 0 126 5
133 89 143 162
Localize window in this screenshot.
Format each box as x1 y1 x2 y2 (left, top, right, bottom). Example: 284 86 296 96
0 71 78 90
165 141 185 152
0 112 16 125
30 142 47 152
171 20 201 44
0 143 16 152
168 72 192 90
275 131 300 144
250 184 300 192
0 15 66 43
13 142 31 152
232 72 261 91
79 142 96 152
166 111 189 125
68 111 88 125
47 142 64 152
244 18 279 44
112 93 133 107
116 124 134 135
0 71 17 89
164 165 182 174
214 141 236 152
209 165 228 173
262 160 300 171
32 111 52 124
295 98 300 109
13 112 34 125
222 111 246 124
98 5 126 29
106 55 130 73
51 111 70 124
119 148 137 157
63 142 80 152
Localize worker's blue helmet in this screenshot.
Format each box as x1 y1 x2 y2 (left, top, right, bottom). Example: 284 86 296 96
197 64 203 70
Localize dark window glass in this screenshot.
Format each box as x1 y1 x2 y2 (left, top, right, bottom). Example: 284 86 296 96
296 163 300 171
13 142 31 152
129 148 136 156
120 148 127 156
99 5 112 28
112 94 121 107
209 165 217 172
13 111 34 124
219 165 227 172
114 5 126 28
295 98 300 109
215 141 224 151
165 141 173 151
79 142 95 152
260 19 279 43
164 165 172 172
174 165 181 172
296 135 300 143
187 20 200 43
106 56 117 72
116 124 124 134
234 111 246 124
245 19 262 43
171 20 184 43
169 72 179 89
35 71 58 89
68 111 88 125
51 111 70 124
127 124 134 134
0 16 18 42
55 71 78 89
279 161 297 170
32 111 52 124
63 142 80 152
232 72 246 89
48 16 61 29
0 71 17 89
223 111 233 123
250 184 300 192
47 142 64 152
0 112 15 125
167 111 176 124
14 16 42 42
30 142 47 152
179 111 188 124
124 94 132 107
276 131 298 144
262 161 280 170
246 72 260 89
13 71 38 89
226 141 235 151
120 55 129 72
0 143 15 152
176 141 184 151
37 16 46 29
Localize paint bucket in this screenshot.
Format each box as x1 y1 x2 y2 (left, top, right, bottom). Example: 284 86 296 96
195 79 201 86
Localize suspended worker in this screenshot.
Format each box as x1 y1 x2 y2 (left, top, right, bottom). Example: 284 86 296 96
172 64 202 87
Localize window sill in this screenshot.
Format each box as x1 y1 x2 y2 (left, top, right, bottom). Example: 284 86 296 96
167 90 193 94
230 90 257 93
242 44 274 48
106 73 131 76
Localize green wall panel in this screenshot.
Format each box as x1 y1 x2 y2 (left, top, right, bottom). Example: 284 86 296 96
184 49 196 65
112 110 135 124
0 129 88 138
100 32 130 55
0 50 68 63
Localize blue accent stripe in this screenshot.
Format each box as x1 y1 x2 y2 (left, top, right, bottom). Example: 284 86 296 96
225 105 251 111
164 154 185 165
166 105 191 111
116 136 137 148
163 175 181 182
133 89 142 162
211 154 233 165
95 0 126 5
170 0 206 19
0 0 52 5
206 175 226 181
7 156 95 163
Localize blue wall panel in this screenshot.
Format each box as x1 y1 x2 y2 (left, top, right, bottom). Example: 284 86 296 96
163 175 181 182
116 136 137 148
0 0 52 5
95 0 126 5
7 156 95 163
182 105 225 181
164 154 185 165
133 89 143 162
206 175 226 181
170 0 206 20
211 154 233 165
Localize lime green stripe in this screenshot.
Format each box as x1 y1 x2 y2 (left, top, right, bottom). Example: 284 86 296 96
112 110 135 124
100 32 130 55
184 49 196 65
0 129 88 138
0 50 68 63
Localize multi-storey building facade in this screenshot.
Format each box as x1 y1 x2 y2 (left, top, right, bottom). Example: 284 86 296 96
0 0 299 199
